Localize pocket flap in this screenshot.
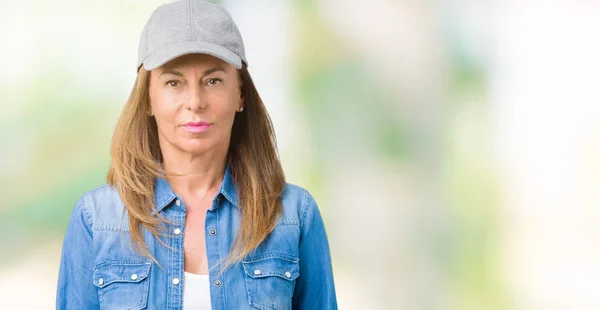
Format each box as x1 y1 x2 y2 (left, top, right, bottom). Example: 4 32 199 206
242 256 299 281
93 261 151 288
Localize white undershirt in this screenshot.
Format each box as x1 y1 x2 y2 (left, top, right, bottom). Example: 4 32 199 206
182 272 212 309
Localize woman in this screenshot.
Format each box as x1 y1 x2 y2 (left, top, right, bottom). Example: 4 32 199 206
55 0 337 309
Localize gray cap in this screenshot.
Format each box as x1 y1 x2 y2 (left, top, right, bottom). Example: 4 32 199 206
137 0 247 72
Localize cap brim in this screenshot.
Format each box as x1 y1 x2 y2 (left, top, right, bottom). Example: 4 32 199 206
141 41 243 71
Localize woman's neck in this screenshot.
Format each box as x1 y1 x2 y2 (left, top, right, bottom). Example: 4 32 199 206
161 150 227 199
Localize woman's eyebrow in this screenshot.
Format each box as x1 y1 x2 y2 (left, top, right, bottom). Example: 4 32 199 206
158 67 226 78
202 67 226 76
159 69 184 77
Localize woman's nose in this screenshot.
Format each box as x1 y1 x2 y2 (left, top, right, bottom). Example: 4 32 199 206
186 85 206 110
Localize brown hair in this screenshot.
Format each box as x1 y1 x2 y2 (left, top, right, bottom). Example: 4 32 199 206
107 64 285 269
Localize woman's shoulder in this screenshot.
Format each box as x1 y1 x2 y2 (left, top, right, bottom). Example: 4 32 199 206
279 183 320 227
75 184 127 230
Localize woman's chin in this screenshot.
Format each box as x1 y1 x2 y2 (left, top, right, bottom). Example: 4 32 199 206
178 140 216 155
180 146 210 155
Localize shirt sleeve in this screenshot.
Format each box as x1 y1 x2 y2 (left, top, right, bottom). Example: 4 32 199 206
292 190 338 309
56 195 100 309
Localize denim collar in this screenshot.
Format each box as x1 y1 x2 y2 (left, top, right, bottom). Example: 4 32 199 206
152 162 238 214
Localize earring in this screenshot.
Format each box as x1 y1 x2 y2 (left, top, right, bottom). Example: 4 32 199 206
238 106 244 112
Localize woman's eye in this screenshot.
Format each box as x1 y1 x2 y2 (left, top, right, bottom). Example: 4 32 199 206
166 80 181 87
206 78 223 86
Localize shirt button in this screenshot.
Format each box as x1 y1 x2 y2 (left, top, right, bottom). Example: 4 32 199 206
98 278 104 285
172 278 180 285
214 280 221 286
284 271 292 279
175 199 181 206
253 270 261 275
210 229 216 236
173 228 182 235
215 196 221 203
130 274 138 280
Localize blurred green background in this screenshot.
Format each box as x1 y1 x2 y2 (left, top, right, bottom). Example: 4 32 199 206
2 0 600 309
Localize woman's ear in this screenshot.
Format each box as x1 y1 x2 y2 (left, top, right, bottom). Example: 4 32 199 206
238 88 244 111
237 69 244 98
147 103 154 116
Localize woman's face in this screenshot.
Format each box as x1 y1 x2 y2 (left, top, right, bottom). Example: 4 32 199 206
149 54 243 158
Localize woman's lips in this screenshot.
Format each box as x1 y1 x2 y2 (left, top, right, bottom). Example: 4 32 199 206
183 122 212 133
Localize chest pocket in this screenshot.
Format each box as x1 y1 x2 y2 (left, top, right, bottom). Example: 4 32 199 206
242 255 300 310
93 261 151 310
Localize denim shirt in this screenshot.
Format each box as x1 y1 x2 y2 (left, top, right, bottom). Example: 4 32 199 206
56 165 337 309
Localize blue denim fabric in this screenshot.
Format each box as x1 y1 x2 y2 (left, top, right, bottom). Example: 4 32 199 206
56 165 337 309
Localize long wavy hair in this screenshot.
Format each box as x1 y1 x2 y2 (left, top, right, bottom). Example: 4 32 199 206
107 64 285 269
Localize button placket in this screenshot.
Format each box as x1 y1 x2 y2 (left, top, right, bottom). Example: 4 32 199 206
166 209 185 309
